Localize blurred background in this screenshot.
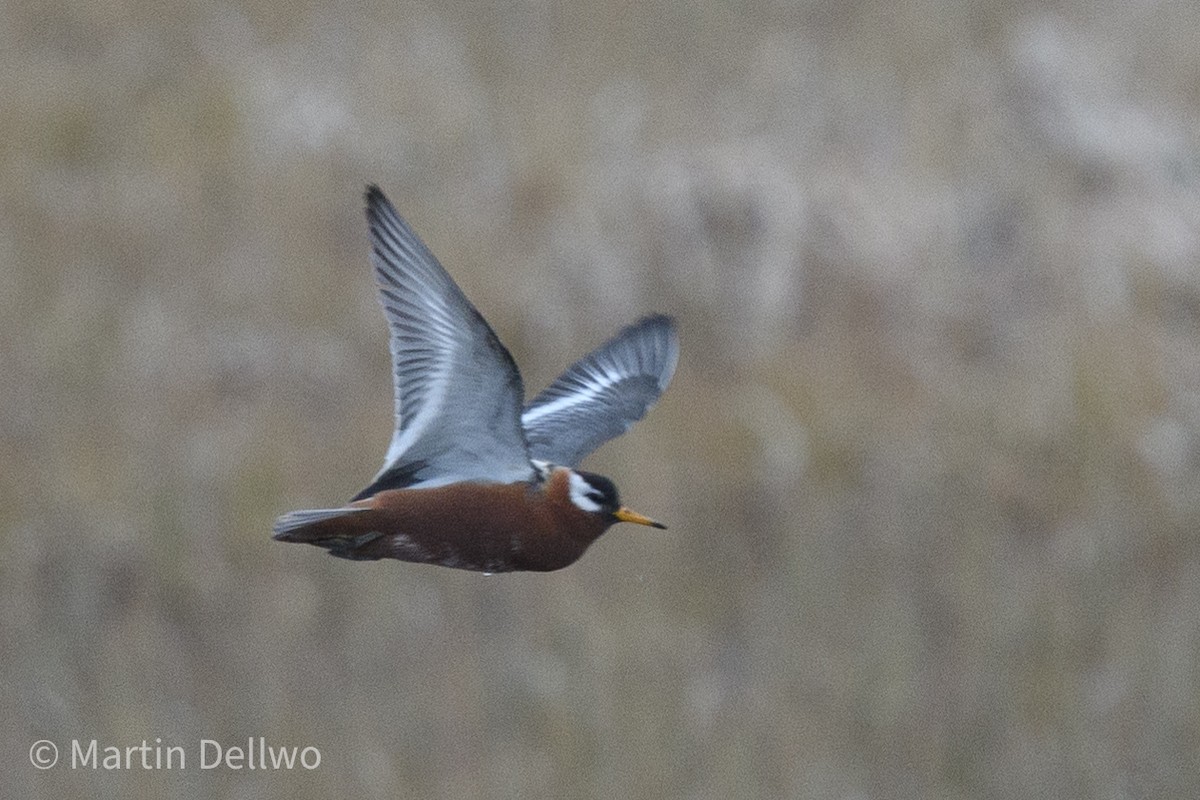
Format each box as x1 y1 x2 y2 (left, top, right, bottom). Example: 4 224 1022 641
5 0 1200 797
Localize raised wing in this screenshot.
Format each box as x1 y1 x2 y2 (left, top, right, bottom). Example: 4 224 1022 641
521 315 678 467
353 186 533 500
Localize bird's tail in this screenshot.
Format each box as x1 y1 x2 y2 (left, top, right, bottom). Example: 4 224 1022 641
272 507 380 560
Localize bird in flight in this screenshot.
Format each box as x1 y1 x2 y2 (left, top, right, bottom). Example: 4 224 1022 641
273 185 678 572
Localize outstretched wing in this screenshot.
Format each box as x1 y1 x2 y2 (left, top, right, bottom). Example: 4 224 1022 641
355 186 533 500
521 315 678 467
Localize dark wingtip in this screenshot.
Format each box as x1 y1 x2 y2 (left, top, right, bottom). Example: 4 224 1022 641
629 313 676 335
651 521 667 530
365 184 390 212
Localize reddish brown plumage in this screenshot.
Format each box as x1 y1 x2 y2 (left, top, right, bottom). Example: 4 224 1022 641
274 468 613 572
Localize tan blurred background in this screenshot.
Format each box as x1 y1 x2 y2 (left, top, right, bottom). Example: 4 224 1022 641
5 0 1200 797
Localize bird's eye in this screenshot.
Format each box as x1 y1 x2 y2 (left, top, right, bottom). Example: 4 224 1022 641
568 471 619 513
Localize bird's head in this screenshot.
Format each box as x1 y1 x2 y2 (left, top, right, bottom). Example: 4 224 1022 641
566 470 666 530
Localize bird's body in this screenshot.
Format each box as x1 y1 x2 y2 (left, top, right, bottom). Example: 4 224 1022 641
278 467 611 572
273 185 678 573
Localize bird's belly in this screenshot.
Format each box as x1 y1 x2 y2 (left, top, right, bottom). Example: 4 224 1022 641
381 526 526 573
360 484 586 572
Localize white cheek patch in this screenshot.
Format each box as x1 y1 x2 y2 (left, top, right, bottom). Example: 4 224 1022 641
567 472 603 513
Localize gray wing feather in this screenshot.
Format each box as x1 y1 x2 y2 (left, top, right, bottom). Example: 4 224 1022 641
521 315 678 467
361 186 533 496
273 506 369 537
